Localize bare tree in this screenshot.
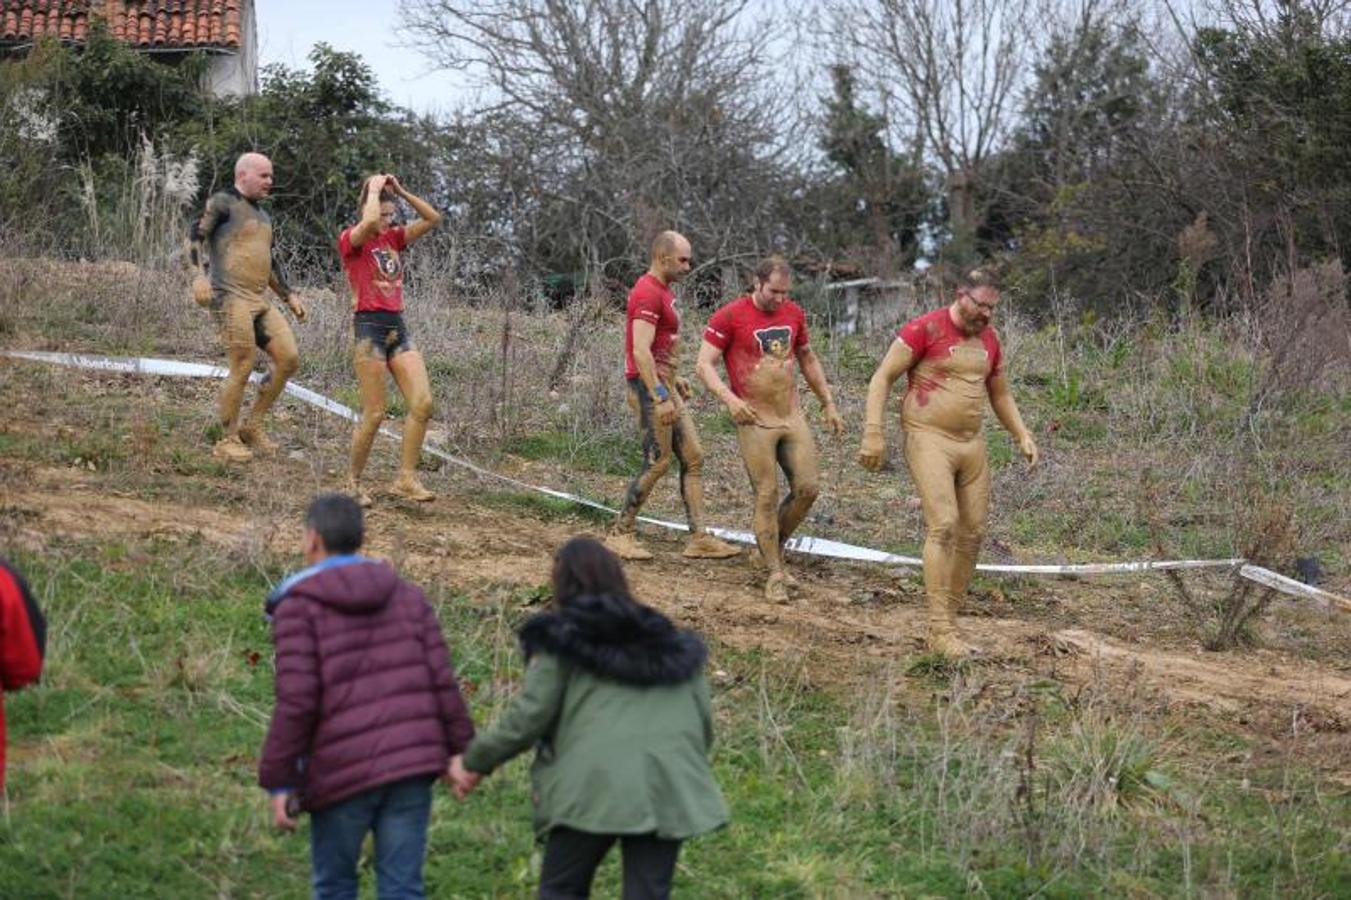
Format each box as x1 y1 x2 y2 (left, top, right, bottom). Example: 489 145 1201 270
824 0 1033 248
397 0 794 288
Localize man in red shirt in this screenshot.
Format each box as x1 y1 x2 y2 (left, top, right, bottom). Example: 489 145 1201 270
606 231 741 562
857 267 1038 656
696 256 845 602
1 558 45 793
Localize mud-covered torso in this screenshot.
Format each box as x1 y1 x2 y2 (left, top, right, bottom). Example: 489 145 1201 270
195 188 275 303
704 296 809 428
897 307 1002 442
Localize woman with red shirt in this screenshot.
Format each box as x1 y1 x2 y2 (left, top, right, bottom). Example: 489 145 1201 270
339 174 442 506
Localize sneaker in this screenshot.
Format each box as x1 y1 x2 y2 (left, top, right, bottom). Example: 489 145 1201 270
390 474 435 502
347 480 374 509
682 532 742 559
238 424 278 455
604 531 654 561
764 571 790 604
212 435 253 463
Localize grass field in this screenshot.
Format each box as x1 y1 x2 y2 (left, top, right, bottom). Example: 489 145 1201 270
1 257 1349 897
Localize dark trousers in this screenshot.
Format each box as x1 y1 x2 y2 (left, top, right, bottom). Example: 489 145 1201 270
539 827 682 900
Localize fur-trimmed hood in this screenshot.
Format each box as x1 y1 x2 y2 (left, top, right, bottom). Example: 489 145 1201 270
518 593 707 686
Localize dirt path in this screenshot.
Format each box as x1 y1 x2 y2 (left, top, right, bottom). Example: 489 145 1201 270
6 461 1349 739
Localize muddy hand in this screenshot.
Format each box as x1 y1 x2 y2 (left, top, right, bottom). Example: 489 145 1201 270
823 401 845 436
655 398 677 426
674 375 693 401
727 396 761 427
287 294 307 323
1018 431 1039 467
190 275 212 308
857 425 886 471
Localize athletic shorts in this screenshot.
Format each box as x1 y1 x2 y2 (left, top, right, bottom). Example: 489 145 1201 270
353 311 414 361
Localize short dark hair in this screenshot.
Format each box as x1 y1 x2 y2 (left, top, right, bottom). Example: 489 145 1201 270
551 535 632 606
305 493 364 554
753 255 792 284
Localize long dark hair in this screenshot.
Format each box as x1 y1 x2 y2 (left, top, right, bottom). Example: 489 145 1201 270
551 535 632 607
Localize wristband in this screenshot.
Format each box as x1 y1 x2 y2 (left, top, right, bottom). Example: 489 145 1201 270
653 384 670 402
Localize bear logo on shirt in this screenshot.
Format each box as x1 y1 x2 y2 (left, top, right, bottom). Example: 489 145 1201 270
754 326 793 360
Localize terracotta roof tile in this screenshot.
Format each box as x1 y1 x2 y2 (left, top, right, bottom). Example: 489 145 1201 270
0 1 244 49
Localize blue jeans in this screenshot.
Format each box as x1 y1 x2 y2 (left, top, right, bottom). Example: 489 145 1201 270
309 775 435 900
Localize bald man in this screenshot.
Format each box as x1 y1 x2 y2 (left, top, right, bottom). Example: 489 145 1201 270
605 231 740 562
189 153 307 462
858 267 1038 656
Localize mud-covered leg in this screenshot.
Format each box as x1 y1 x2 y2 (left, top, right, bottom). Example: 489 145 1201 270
240 307 299 449
675 406 740 560
906 432 976 657
950 439 991 626
607 383 673 560
774 414 821 549
738 425 789 601
388 349 435 502
213 298 257 462
348 340 387 507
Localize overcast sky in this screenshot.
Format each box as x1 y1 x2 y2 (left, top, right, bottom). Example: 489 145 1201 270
256 1 469 115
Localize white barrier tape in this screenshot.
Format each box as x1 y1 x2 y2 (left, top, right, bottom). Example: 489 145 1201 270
5 350 1347 611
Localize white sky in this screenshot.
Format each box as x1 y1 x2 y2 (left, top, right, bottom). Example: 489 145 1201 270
256 1 470 116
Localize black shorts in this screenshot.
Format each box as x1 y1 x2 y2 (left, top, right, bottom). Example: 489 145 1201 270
353 311 414 361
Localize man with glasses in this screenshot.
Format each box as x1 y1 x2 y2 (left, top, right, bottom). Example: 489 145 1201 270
857 268 1038 656
605 231 741 562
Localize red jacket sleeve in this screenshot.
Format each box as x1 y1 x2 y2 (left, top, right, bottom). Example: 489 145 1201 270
0 561 44 691
257 599 320 791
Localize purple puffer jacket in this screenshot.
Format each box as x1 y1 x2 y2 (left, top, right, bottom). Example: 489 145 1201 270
257 559 474 811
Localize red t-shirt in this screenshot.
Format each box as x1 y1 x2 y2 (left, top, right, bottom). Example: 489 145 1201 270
339 226 408 313
702 295 809 399
623 273 681 380
896 307 1003 381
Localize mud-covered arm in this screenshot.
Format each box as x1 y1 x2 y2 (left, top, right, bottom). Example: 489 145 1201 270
858 339 916 470
268 248 292 302
348 175 387 251
461 652 568 775
187 193 230 276
696 338 757 427
797 346 844 434
393 180 443 244
988 372 1038 465
632 320 664 396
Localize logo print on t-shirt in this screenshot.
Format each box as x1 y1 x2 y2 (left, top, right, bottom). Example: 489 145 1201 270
754 326 793 360
371 247 402 283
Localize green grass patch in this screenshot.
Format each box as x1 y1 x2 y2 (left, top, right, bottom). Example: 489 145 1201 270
505 428 641 477
478 489 614 526
1 538 1348 897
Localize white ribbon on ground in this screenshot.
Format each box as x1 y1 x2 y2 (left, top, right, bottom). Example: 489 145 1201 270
5 350 1347 612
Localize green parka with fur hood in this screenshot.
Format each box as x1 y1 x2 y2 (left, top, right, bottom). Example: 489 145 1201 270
462 592 728 840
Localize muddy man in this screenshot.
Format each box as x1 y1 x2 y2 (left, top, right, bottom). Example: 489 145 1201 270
605 230 741 562
189 152 306 463
858 267 1038 657
697 256 845 603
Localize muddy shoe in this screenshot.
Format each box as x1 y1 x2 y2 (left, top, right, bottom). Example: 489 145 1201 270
927 632 983 658
212 435 253 463
346 480 374 509
682 532 742 559
238 424 278 455
605 531 654 561
764 571 790 604
390 474 435 502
